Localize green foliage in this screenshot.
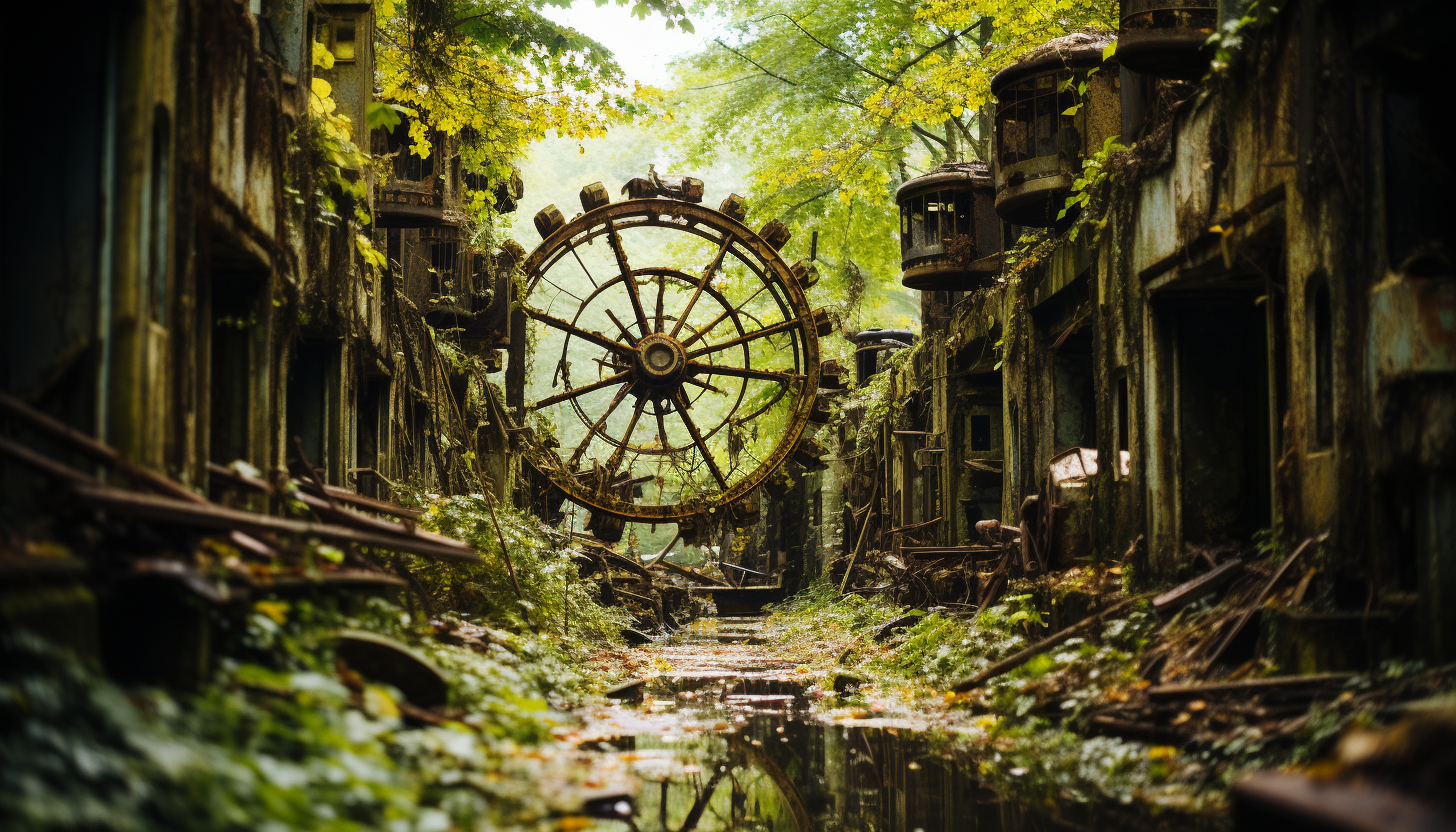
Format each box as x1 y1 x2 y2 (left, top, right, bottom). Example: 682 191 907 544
406 489 633 644
1205 1 1282 77
666 0 1116 327
375 0 676 227
829 336 923 455
1252 525 1288 562
0 574 628 832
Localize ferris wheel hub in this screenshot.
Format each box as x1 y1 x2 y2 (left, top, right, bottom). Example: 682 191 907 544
634 333 689 390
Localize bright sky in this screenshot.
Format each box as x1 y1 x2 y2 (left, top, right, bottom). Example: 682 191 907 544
537 2 727 88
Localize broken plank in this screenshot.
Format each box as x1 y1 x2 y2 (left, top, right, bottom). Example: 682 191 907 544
952 597 1138 692
651 557 729 586
1232 771 1454 832
1153 558 1244 614
300 479 424 520
1148 673 1354 702
1201 534 1324 673
292 491 473 555
1087 715 1191 745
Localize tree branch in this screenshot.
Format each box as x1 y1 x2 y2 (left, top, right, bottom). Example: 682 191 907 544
752 12 894 84
911 122 950 149
712 39 869 112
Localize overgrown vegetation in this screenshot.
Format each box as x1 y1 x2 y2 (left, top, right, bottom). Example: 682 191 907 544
762 577 1450 820
1 484 640 831
0 589 627 832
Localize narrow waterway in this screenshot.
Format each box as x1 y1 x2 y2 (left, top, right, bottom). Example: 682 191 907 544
578 618 1079 832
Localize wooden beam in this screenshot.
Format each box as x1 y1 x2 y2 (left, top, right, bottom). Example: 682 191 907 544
1152 558 1243 614
952 598 1138 692
71 483 480 563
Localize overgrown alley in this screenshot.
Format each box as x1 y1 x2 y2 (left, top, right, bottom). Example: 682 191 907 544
2 1 1452 830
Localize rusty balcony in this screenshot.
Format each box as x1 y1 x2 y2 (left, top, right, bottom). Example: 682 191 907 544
1118 0 1218 80
897 162 1002 292
373 120 459 228
991 33 1121 227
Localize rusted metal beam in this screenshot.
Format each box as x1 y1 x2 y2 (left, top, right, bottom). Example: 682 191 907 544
533 372 629 409
1147 673 1353 702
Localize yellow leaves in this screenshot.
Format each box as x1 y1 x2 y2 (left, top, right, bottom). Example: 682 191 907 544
309 77 337 118
312 40 334 70
254 600 290 625
1148 745 1178 760
362 685 400 719
407 118 433 160
356 234 388 271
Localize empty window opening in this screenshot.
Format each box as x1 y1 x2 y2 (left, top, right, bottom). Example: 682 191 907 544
970 414 992 451
1312 279 1334 448
333 18 356 61
429 237 458 296
208 263 264 470
385 118 437 182
287 340 341 483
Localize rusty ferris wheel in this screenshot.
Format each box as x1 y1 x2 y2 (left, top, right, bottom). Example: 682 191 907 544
513 171 833 544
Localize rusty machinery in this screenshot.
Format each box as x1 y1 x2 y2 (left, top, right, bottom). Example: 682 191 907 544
512 171 832 544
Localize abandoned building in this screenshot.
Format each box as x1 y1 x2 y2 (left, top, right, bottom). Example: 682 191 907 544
830 3 1454 669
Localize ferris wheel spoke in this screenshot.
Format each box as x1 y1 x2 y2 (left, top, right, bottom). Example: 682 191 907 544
671 390 728 489
689 363 801 385
679 283 770 349
679 308 731 349
532 372 629 409
668 237 733 340
654 271 666 333
606 221 652 337
568 384 632 469
566 240 599 289
527 308 635 359
686 318 801 359
684 377 728 395
604 309 639 346
602 397 647 489
653 400 672 450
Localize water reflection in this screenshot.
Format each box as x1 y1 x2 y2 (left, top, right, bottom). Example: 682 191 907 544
607 715 1013 832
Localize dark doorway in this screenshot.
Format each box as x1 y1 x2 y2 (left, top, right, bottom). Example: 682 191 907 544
1172 298 1273 546
287 340 341 482
356 377 390 497
958 371 1003 538
208 249 267 470
1053 327 1096 452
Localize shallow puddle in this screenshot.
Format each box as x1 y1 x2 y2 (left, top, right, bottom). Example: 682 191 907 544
580 618 1065 832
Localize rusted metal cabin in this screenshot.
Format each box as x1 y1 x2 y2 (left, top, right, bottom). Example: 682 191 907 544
990 33 1121 227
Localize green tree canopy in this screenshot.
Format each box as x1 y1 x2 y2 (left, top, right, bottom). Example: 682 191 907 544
665 0 1117 328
